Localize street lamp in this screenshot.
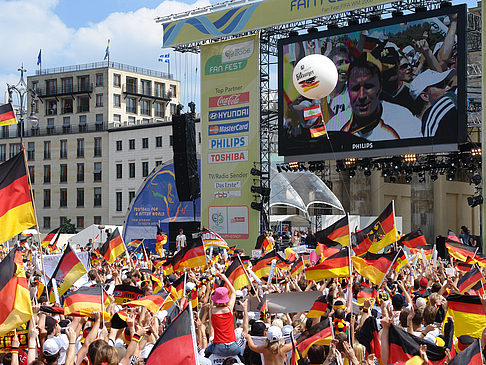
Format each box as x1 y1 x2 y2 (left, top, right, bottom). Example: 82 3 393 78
7 65 38 142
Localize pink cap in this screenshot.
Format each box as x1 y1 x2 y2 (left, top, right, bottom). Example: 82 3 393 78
212 287 230 303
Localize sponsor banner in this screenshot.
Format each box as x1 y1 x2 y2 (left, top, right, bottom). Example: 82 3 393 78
209 92 250 108
209 106 250 122
162 0 401 47
209 136 249 150
201 34 260 253
246 291 322 313
208 121 249 136
208 151 249 164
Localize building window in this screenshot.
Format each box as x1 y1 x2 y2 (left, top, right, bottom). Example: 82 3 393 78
46 79 57 95
77 188 84 207
142 138 149 149
113 94 121 107
63 117 71 133
60 140 67 159
1 126 8 139
60 188 67 207
47 118 55 135
44 141 51 159
44 165 51 184
95 94 103 107
142 161 149 177
155 136 162 147
113 114 121 125
43 216 51 229
155 160 162 167
129 163 135 178
129 191 135 203
154 102 165 118
94 216 102 225
94 187 102 207
116 140 122 151
95 114 104 131
77 163 84 182
27 142 35 161
62 98 73 114
0 144 5 161
113 74 121 87
170 135 173 146
96 73 103 86
9 143 21 158
78 96 90 113
141 79 151 95
28 166 35 184
78 75 90 91
94 137 102 157
77 138 84 158
141 100 151 116
116 164 122 179
44 189 51 208
79 115 87 132
47 100 57 115
77 216 84 229
126 97 137 114
94 162 102 182
155 82 165 98
169 84 177 98
126 77 137 93
62 78 72 93
128 116 135 125
116 192 122 212
129 139 135 150
60 164 67 183
170 103 177 115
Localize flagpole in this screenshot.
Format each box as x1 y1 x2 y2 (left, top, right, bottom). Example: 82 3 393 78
187 303 200 364
120 233 134 269
392 200 398 251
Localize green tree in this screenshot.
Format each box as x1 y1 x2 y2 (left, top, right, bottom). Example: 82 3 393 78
60 218 77 234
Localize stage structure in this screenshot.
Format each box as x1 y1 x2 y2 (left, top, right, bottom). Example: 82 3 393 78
156 0 482 235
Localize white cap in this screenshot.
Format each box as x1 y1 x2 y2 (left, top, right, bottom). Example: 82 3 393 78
282 325 294 336
402 45 415 57
248 312 257 320
433 41 444 56
416 297 427 309
410 69 453 100
186 282 196 291
266 326 283 343
235 289 244 298
157 310 168 322
43 338 61 356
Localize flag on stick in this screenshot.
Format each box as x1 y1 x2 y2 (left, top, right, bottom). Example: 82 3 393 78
99 228 126 264
0 103 17 127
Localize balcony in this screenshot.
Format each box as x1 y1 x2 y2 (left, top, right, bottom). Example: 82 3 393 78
122 83 172 102
36 83 94 98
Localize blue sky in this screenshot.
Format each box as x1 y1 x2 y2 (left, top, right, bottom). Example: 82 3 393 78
0 0 478 108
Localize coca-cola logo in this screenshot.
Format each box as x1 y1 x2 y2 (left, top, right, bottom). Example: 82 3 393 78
209 92 249 108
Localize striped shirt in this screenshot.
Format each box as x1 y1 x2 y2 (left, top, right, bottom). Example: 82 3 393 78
421 93 457 138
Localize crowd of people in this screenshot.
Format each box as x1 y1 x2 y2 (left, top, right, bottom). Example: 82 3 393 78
1 226 485 365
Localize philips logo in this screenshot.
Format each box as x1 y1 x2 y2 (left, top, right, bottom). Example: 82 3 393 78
209 106 249 122
222 40 254 63
209 136 249 150
208 121 249 136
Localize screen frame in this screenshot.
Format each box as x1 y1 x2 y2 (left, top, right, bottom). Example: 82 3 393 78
277 4 467 160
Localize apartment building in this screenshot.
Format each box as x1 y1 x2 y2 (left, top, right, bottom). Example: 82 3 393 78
0 61 193 231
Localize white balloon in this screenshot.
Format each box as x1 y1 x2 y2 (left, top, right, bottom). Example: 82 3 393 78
292 54 338 99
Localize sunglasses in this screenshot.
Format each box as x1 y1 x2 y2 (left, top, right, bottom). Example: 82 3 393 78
399 63 411 70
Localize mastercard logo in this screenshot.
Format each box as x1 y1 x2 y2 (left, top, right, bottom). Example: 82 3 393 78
209 125 219 134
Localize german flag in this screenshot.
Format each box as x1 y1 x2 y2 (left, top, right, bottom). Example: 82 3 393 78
455 260 473 272
306 295 328 318
126 292 173 313
446 295 486 338
47 229 61 252
305 247 350 281
63 285 110 317
262 237 273 252
310 124 327 138
352 251 397 286
446 241 478 262
111 311 128 329
257 294 268 313
127 239 142 249
113 284 144 305
0 152 36 245
171 273 186 300
41 227 60 248
146 305 197 365
356 317 382 364
388 325 446 365
99 228 126 264
201 229 229 250
155 259 173 276
315 215 350 246
398 228 427 249
224 258 250 290
316 237 342 259
353 202 399 256
190 289 198 309
410 245 433 261
171 237 206 272
228 246 236 255
0 103 16 126
290 258 304 277
146 272 162 293
392 249 408 273
356 283 376 306
457 265 483 294
296 319 333 357
156 224 167 257
47 244 87 302
252 251 281 278
0 247 32 336
449 339 482 365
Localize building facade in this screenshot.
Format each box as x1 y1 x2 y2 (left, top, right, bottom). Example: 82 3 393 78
0 61 202 232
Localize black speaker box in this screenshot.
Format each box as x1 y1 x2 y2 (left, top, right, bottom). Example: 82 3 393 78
172 114 200 201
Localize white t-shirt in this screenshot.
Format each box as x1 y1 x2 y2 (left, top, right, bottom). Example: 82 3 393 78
176 234 186 250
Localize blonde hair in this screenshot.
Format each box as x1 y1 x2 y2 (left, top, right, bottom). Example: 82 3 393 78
266 339 284 354
353 343 366 362
93 345 119 365
428 293 440 307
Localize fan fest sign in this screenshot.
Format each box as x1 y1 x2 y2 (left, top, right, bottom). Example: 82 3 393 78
201 34 260 253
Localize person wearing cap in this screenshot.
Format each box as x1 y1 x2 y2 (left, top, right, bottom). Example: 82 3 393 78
325 43 352 118
326 52 421 141
410 68 456 138
204 272 241 358
413 278 431 299
244 326 293 365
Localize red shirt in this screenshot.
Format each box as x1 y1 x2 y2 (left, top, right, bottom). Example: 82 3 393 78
211 311 236 343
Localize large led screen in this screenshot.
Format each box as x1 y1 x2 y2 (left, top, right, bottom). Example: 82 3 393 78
278 5 466 159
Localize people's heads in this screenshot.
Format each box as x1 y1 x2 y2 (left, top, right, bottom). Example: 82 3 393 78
307 344 326 364
415 297 427 310
45 316 59 336
347 53 383 120
178 228 184 234
43 338 61 365
423 305 437 325
88 269 97 281
412 308 424 326
266 326 283 354
211 286 230 306
250 320 267 336
391 293 407 311
461 226 469 234
399 308 411 327
93 344 119 365
410 69 454 106
428 292 440 307
419 277 429 290
398 56 413 83
379 46 400 85
88 339 108 365
330 43 351 84
431 282 442 293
